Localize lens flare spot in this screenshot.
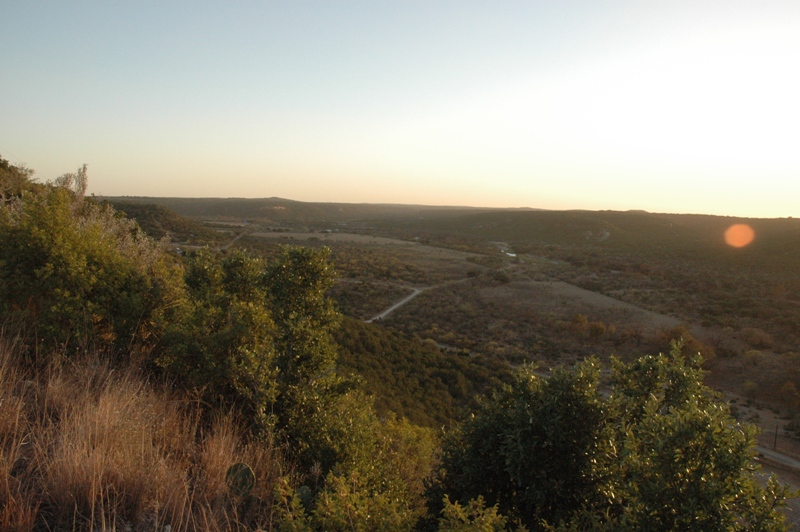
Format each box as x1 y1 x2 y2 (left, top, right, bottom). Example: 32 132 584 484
724 224 755 248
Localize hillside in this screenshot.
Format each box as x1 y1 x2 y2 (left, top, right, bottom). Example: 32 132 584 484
368 208 800 259
101 196 511 226
178 197 800 424
108 200 226 244
335 318 511 427
108 196 800 274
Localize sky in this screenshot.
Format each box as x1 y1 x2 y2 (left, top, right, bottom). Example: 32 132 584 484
2 2 799 217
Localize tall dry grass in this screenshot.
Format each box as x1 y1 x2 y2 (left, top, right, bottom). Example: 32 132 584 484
0 339 283 531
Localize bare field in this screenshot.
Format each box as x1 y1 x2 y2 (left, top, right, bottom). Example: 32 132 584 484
248 231 486 284
478 280 681 334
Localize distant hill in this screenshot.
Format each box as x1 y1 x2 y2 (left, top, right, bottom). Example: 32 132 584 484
103 196 800 273
100 196 532 225
107 200 225 244
373 208 800 265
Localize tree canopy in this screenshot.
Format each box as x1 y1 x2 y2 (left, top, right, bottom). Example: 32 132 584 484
0 161 184 356
429 347 793 531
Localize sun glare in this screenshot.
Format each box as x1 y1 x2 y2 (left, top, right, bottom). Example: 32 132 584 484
724 224 755 248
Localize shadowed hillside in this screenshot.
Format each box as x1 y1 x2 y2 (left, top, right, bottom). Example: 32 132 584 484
371 208 800 259
101 196 515 225
108 200 226 243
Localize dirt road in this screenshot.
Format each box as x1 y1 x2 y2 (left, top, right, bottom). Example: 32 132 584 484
366 288 426 322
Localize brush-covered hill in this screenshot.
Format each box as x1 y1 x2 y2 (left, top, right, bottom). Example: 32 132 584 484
372 208 800 257
101 196 515 225
110 196 800 274
108 200 226 244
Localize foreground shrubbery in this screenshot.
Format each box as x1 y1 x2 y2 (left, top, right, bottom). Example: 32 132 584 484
0 341 439 530
1 159 440 529
0 163 185 357
1 158 795 530
2 340 791 531
427 347 793 530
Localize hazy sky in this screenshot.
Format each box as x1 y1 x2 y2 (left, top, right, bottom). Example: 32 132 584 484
3 2 799 217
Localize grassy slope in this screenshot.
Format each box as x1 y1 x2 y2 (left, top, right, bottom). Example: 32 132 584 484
0 346 282 531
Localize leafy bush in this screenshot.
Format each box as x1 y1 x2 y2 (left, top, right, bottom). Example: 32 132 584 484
741 327 774 349
430 346 793 530
0 162 184 357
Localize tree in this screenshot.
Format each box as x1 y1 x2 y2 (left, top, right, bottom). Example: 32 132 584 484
0 156 39 204
158 245 371 474
0 161 184 356
157 248 278 428
428 359 610 529
266 246 340 388
430 346 793 530
607 348 790 530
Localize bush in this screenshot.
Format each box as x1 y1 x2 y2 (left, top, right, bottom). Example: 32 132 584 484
658 325 716 365
0 162 184 358
741 327 774 349
430 347 793 530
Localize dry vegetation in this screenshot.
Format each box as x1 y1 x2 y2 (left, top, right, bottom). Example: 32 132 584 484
0 340 283 531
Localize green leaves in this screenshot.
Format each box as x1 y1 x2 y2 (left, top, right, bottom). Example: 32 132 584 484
432 359 611 528
433 347 793 530
438 496 508 532
267 246 340 385
0 166 184 356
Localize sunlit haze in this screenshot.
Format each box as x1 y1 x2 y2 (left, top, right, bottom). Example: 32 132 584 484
3 2 799 217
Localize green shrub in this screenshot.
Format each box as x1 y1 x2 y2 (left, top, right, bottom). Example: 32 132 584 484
0 162 184 357
430 347 793 530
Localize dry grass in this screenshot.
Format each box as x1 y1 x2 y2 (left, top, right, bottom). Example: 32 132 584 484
0 340 283 531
